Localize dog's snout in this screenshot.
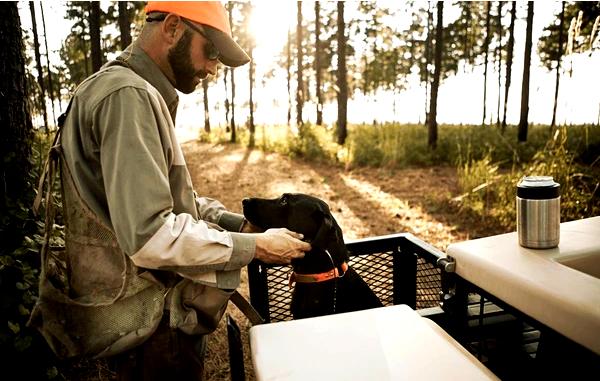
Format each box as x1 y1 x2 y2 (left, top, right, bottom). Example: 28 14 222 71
242 198 250 206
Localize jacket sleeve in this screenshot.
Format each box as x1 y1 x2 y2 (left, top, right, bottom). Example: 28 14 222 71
94 86 254 289
194 193 246 232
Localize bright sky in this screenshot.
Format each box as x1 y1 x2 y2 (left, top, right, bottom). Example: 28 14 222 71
18 1 600 132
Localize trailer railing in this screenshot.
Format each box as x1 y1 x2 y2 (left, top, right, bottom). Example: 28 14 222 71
247 233 446 323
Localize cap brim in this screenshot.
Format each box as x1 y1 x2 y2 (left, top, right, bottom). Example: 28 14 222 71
202 24 250 68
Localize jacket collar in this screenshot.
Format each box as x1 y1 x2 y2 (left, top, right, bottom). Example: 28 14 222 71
113 43 179 122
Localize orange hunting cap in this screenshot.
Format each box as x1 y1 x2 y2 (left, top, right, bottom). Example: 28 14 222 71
145 1 250 67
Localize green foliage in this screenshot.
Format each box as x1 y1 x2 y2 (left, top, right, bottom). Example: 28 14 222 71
226 121 599 231
456 126 600 230
232 124 339 163
1 132 65 379
538 2 600 71
224 122 600 172
59 2 145 91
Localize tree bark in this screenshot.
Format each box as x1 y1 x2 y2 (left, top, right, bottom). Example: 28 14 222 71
296 2 304 127
29 2 49 134
40 3 56 127
230 68 236 142
223 67 230 132
315 1 323 126
424 3 433 125
336 1 348 145
518 1 534 142
1 2 34 207
482 2 491 126
496 1 503 127
551 1 565 130
228 3 236 142
89 1 102 73
502 1 516 133
428 1 444 149
203 79 210 132
118 1 132 50
249 44 255 147
287 26 292 127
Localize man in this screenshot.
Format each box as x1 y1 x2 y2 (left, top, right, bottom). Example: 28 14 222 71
32 2 310 380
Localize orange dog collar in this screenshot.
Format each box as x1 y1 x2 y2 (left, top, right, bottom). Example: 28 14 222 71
289 262 349 287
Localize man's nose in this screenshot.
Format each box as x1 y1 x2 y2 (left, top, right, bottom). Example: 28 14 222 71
206 61 218 76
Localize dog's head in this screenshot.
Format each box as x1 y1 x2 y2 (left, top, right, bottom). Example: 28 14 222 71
242 193 347 261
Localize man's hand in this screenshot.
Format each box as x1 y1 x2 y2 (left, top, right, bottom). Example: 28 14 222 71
254 228 311 265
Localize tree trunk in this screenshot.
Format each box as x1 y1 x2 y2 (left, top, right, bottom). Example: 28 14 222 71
496 1 503 127
296 2 304 127
424 3 433 125
464 4 472 64
502 1 516 133
482 2 491 126
315 1 323 126
203 79 210 132
29 2 49 134
518 1 534 142
89 1 102 73
223 67 230 131
551 1 565 130
336 1 348 145
287 26 292 127
118 1 132 50
230 68 236 142
428 1 444 149
40 3 56 127
228 3 236 142
1 2 34 207
249 44 255 147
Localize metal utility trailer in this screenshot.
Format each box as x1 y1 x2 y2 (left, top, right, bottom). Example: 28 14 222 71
226 233 599 380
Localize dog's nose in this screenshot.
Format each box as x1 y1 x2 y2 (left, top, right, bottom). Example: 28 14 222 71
242 198 250 206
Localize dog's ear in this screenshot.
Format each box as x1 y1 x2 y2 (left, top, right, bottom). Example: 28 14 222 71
311 213 333 249
311 213 349 263
323 217 349 262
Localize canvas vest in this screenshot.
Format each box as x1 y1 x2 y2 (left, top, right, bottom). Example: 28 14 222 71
27 123 166 358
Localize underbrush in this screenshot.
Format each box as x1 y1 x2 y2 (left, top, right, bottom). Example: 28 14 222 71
456 126 600 230
1 132 65 379
202 122 599 231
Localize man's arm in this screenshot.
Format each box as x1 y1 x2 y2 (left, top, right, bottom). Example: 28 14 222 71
95 86 254 288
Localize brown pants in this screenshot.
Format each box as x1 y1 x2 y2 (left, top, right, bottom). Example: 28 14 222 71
114 314 206 381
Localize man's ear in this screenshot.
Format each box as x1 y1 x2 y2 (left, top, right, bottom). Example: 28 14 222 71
161 14 182 43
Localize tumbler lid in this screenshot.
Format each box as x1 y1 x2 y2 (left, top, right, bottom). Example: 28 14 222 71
517 176 560 199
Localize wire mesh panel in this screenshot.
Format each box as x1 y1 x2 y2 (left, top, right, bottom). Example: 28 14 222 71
248 234 445 323
416 257 442 309
264 266 293 322
348 252 394 306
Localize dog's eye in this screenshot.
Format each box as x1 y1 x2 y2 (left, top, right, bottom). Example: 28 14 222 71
280 196 288 206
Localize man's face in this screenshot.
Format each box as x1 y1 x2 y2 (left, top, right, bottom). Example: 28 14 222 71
167 28 210 94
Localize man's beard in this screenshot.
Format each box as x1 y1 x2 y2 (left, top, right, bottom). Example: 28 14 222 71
167 29 207 94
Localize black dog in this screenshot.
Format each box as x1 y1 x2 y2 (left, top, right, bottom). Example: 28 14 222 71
242 193 383 319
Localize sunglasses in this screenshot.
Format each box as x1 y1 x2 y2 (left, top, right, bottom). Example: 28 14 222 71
180 18 220 61
146 13 220 61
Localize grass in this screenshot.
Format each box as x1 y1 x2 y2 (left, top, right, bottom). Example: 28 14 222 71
207 122 600 169
205 121 600 231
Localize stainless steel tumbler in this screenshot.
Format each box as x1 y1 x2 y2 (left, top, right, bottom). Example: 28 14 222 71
516 176 560 249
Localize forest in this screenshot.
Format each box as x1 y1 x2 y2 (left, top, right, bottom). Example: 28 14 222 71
1 1 599 380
